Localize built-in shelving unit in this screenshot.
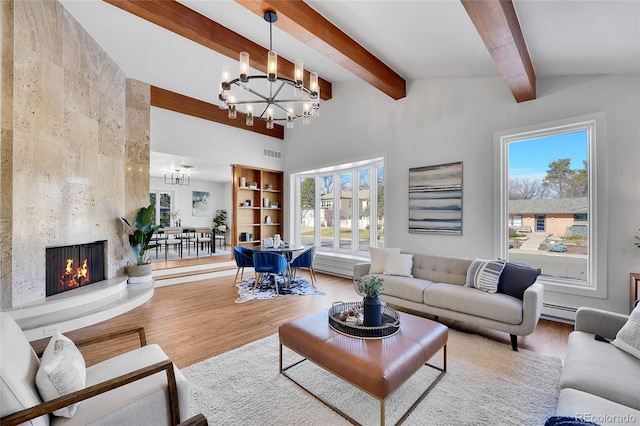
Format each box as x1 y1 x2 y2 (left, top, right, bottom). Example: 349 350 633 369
231 165 284 247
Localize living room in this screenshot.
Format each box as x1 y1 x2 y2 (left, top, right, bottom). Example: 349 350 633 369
1 1 639 425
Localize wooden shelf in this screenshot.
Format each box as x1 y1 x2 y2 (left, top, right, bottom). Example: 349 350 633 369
232 165 284 247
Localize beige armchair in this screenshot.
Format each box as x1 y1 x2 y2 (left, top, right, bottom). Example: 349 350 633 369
0 312 191 425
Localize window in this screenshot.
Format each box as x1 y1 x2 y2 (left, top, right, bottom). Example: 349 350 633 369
150 191 172 227
299 177 315 246
293 158 384 254
494 113 607 297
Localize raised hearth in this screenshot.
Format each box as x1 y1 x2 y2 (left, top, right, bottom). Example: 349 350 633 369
8 276 153 341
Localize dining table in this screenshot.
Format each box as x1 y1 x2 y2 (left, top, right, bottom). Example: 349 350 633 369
245 245 304 255
245 245 305 287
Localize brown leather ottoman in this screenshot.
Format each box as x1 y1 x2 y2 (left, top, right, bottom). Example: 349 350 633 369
279 309 448 425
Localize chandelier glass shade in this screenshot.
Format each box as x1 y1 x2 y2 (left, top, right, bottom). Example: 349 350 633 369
218 10 319 129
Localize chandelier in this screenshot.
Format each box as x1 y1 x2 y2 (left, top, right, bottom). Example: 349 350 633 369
218 10 320 129
164 166 192 186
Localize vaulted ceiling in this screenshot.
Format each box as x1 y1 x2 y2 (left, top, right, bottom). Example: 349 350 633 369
60 0 640 181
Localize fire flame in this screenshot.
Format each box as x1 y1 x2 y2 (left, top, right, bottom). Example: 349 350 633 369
59 258 90 289
77 259 88 280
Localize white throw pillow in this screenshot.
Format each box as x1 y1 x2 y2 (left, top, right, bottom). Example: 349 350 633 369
612 307 640 359
465 258 506 293
35 332 86 418
369 247 401 274
383 253 413 277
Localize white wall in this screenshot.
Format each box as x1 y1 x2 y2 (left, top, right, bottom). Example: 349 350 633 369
284 74 640 315
150 176 231 228
151 107 286 172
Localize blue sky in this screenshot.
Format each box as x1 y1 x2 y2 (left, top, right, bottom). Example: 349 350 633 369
509 130 588 180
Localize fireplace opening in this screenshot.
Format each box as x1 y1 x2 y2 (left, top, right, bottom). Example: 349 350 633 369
46 241 106 297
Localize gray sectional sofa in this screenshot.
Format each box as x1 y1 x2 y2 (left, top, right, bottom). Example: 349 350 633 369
353 251 544 350
555 307 640 425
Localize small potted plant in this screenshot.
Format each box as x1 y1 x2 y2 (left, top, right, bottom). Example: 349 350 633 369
121 203 161 284
355 275 384 326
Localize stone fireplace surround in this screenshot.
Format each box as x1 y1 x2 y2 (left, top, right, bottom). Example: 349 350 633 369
1 0 152 338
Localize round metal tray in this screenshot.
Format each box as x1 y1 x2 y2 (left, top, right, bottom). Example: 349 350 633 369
328 301 400 339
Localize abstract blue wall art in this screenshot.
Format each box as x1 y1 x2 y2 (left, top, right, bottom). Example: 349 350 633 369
192 191 211 217
409 162 462 235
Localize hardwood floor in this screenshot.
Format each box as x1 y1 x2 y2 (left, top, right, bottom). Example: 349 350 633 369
33 271 574 368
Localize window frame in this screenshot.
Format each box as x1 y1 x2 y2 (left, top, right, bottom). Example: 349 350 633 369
149 190 174 228
292 157 384 256
493 112 607 298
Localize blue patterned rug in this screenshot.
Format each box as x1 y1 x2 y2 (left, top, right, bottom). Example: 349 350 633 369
235 275 325 303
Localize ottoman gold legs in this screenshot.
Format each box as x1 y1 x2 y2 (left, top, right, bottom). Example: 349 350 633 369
279 343 447 426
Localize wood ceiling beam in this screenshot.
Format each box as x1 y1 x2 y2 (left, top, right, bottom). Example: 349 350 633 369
235 0 406 100
461 0 536 102
151 86 284 140
103 0 331 100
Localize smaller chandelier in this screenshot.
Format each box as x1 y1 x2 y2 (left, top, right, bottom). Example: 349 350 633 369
164 166 192 186
218 10 320 129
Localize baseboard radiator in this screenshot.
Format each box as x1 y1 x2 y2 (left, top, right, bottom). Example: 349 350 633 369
542 302 578 322
313 253 364 279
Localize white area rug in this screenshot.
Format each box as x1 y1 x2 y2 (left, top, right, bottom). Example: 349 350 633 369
183 328 562 425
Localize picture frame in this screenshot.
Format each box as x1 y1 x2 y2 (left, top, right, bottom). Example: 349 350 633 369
192 191 211 217
409 161 462 235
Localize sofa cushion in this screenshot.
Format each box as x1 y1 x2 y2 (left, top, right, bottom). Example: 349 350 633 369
498 262 541 300
556 388 640 426
411 254 472 285
424 283 523 324
465 259 506 293
611 306 640 359
35 332 86 418
369 247 401 274
369 274 432 303
560 331 640 410
383 253 413 277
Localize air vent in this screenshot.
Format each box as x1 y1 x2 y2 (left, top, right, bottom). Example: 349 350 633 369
263 148 282 159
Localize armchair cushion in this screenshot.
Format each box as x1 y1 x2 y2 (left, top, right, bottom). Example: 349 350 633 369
35 333 86 418
66 343 191 425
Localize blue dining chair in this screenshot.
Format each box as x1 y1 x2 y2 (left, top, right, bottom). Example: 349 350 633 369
233 246 254 283
252 252 289 295
290 246 316 287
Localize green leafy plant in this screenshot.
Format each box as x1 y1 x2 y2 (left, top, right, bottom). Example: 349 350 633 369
213 209 227 228
635 229 640 249
355 275 384 298
121 203 161 265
